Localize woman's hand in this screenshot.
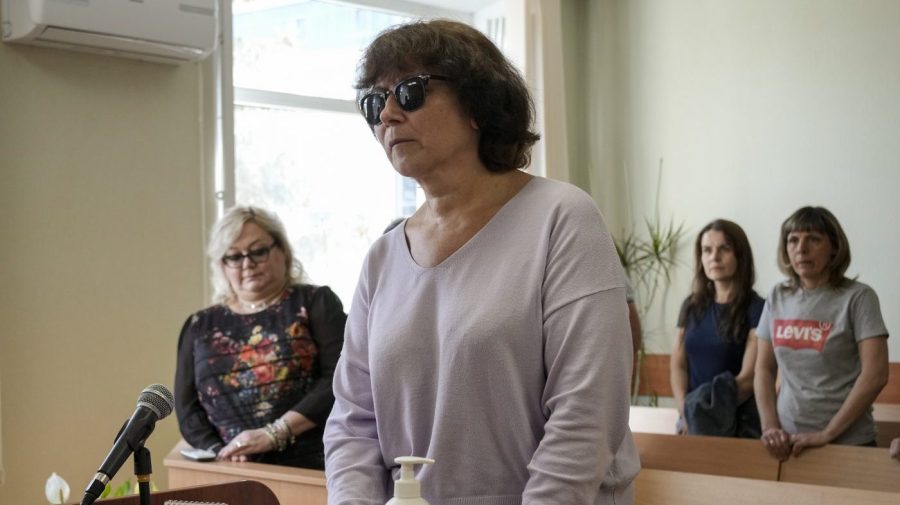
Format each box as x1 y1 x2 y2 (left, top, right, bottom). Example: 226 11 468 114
789 431 831 457
217 428 276 462
670 327 689 436
675 417 688 435
760 428 792 461
889 438 900 460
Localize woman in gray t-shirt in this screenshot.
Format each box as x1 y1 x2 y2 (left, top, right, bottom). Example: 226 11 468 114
754 206 889 461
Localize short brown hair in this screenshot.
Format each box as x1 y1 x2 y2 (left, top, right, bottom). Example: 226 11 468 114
777 206 851 288
356 19 540 172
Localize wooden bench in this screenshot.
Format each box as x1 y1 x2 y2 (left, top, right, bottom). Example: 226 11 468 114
779 442 900 493
632 432 779 480
636 468 900 505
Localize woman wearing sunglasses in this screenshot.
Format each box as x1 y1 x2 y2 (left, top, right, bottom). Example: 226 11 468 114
324 20 639 504
174 205 346 468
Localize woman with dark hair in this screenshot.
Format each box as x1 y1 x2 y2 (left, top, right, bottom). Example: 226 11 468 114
670 219 764 437
324 19 638 505
755 206 889 460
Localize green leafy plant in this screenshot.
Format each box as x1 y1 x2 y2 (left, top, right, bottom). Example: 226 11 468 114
99 479 158 499
615 159 686 404
100 480 131 499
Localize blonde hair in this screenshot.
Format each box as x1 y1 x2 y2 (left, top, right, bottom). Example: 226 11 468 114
207 206 304 304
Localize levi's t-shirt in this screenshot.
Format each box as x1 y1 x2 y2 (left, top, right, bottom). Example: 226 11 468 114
756 280 888 445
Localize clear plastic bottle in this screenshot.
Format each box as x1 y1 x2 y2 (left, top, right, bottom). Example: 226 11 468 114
385 456 435 505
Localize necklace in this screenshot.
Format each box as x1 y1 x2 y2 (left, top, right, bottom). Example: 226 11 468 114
239 299 271 311
237 290 283 312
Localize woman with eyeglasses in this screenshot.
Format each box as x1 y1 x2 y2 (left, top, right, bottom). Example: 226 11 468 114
754 206 889 461
174 205 346 468
324 20 639 504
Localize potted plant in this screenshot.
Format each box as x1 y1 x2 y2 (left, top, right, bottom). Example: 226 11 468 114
615 159 685 404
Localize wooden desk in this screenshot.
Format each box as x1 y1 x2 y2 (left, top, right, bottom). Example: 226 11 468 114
779 442 900 494
633 432 779 480
636 468 900 505
163 441 326 505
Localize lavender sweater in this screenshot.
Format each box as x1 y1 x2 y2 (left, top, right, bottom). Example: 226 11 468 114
324 177 640 505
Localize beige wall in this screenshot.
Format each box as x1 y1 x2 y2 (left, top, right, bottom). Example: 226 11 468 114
0 42 207 503
4 1 900 501
567 0 900 360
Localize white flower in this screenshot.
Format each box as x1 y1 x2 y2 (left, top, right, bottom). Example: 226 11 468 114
45 473 70 505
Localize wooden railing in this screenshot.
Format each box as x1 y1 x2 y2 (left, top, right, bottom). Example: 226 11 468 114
636 468 900 505
778 441 900 493
163 440 326 505
161 402 900 505
633 432 779 480
633 431 900 494
635 355 900 446
162 435 900 505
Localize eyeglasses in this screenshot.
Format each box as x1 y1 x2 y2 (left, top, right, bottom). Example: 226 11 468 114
358 74 450 126
222 244 276 269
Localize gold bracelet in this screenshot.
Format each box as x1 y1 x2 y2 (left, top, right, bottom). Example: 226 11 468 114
274 418 296 445
263 423 282 451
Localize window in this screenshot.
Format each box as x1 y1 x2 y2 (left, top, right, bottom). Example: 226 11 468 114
218 0 506 306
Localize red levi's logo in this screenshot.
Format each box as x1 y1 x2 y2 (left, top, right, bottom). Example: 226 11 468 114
773 319 832 352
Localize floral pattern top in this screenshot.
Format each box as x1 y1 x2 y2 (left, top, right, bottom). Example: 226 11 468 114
175 284 346 467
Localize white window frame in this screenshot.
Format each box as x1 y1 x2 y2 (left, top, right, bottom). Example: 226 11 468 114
201 2 539 303
213 0 479 217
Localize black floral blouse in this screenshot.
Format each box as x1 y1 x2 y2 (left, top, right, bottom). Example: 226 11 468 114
175 284 346 468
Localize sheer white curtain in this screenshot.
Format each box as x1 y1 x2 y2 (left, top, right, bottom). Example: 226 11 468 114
527 0 570 183
526 0 623 226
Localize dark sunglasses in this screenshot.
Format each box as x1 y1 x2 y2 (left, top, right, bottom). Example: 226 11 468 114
358 74 450 126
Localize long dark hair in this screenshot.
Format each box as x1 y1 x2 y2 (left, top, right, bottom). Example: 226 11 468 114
686 219 757 343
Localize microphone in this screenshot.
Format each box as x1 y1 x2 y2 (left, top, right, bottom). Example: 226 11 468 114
80 384 174 505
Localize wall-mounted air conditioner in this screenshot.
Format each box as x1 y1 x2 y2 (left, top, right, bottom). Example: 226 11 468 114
1 0 218 64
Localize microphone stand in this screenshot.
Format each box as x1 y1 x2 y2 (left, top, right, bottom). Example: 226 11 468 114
134 446 152 505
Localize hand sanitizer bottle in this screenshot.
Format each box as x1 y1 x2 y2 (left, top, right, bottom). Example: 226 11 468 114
385 456 435 505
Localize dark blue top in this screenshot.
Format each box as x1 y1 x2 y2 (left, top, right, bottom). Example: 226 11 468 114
678 293 765 392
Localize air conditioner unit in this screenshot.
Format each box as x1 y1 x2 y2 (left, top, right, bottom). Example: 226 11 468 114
1 0 218 64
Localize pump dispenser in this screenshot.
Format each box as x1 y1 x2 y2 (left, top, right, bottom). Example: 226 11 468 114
386 456 435 505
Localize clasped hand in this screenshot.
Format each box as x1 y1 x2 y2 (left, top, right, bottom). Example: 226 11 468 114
760 428 830 460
